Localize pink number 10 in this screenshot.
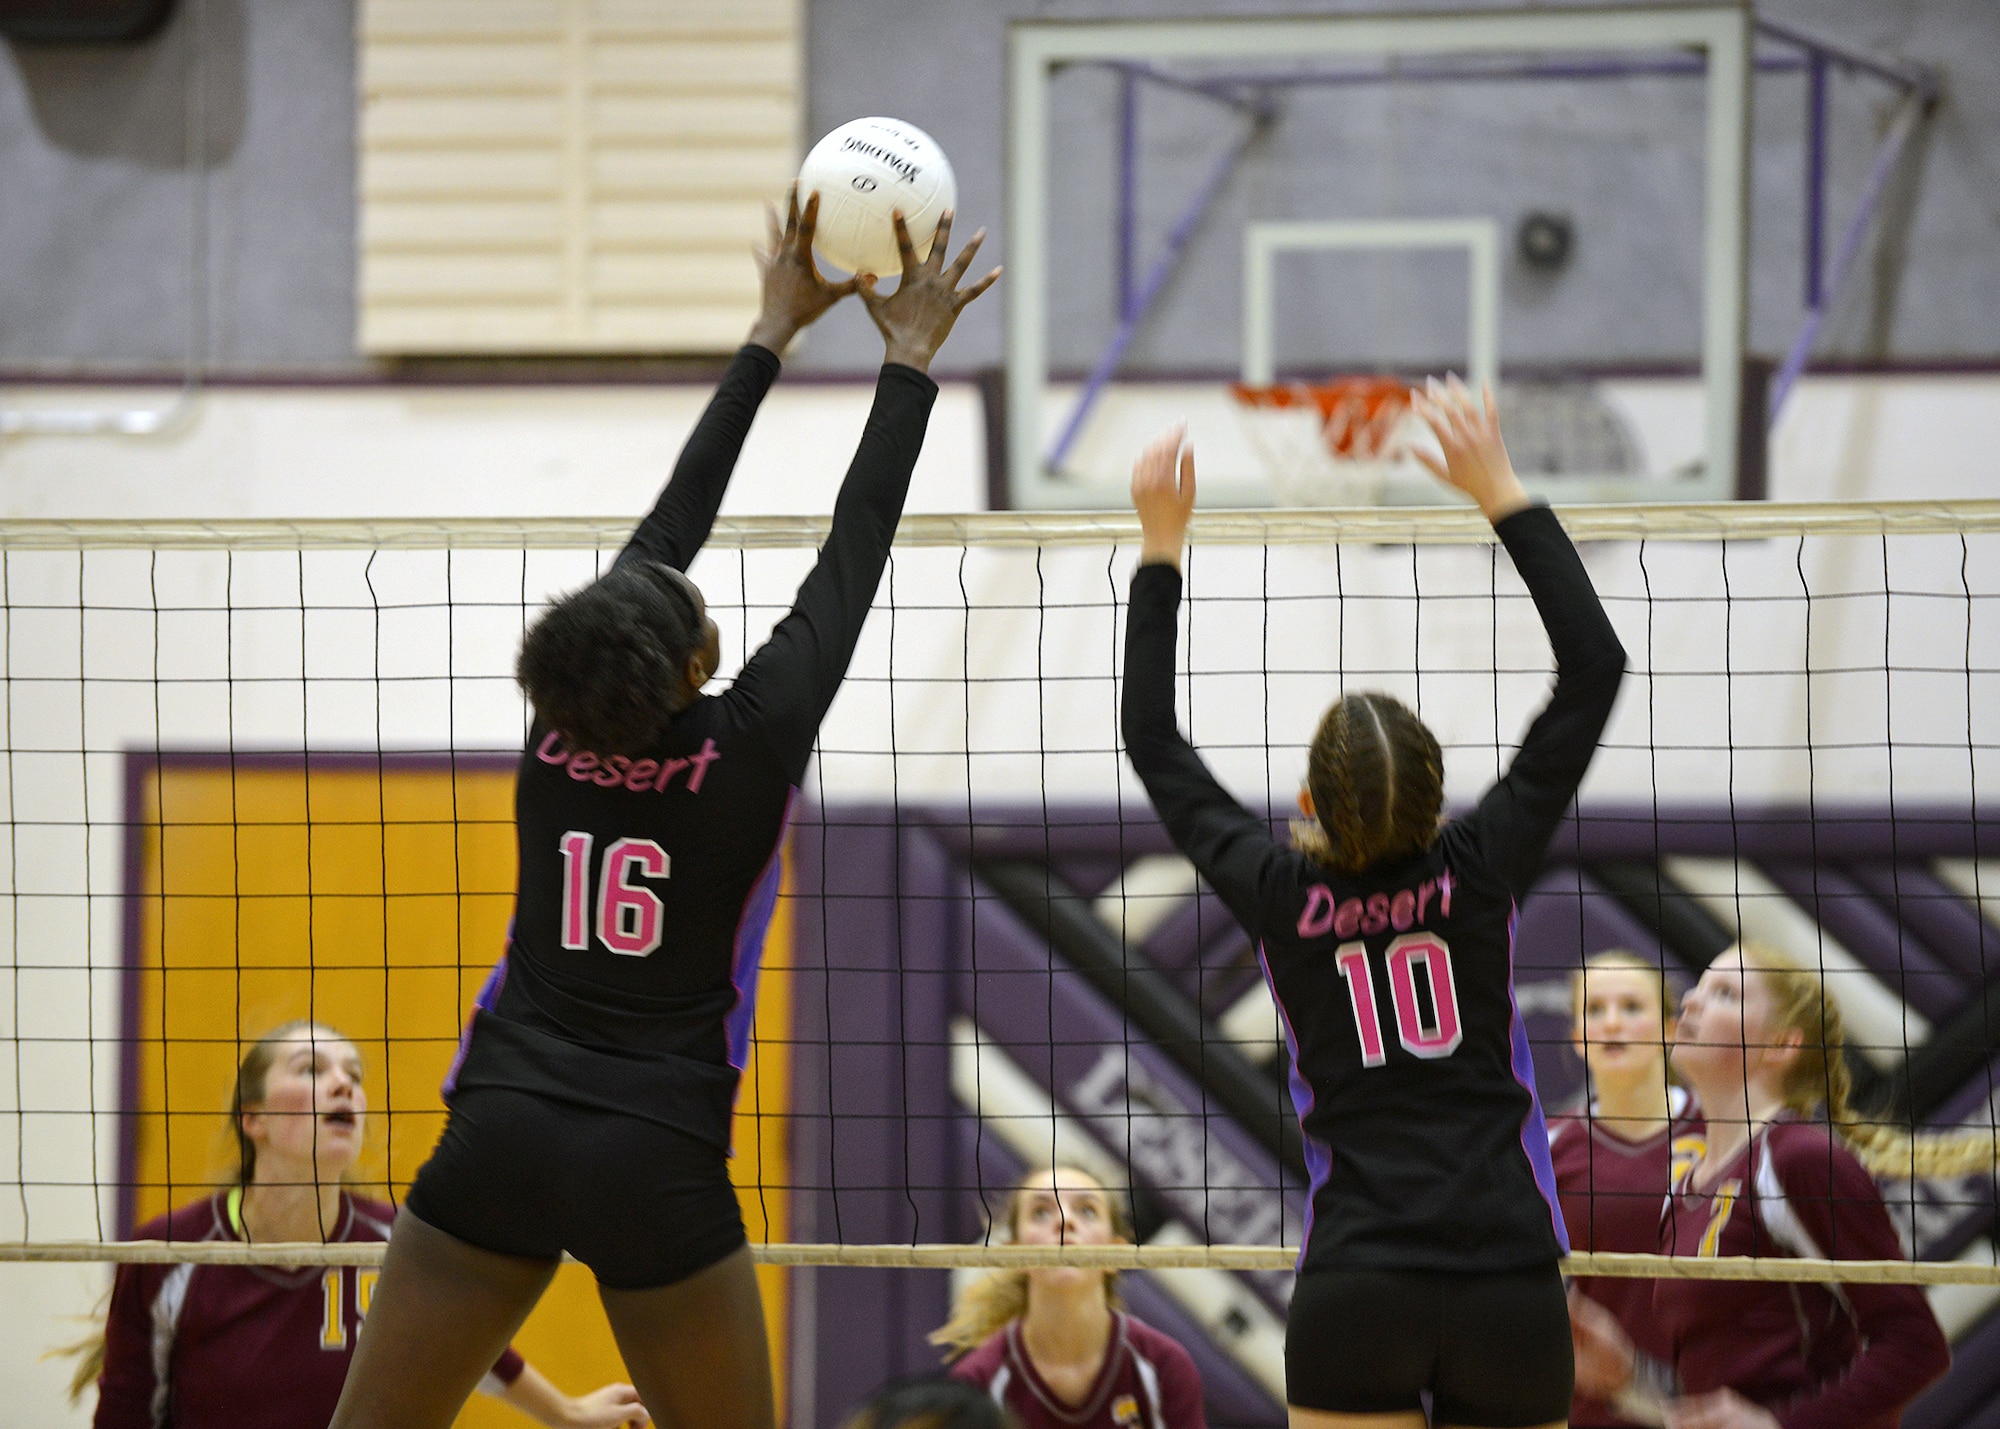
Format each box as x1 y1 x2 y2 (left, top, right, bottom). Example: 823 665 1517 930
557 831 670 957
1333 934 1464 1068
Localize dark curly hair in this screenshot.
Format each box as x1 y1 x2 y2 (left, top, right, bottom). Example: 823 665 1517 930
840 1377 1015 1429
1294 691 1444 874
516 563 703 756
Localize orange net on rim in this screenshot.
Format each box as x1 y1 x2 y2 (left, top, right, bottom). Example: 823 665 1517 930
1229 376 1425 505
1229 377 1415 460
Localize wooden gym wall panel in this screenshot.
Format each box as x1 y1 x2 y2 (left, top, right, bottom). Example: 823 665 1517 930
358 0 801 355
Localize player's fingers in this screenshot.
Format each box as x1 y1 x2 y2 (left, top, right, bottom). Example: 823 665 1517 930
891 210 919 276
1482 380 1499 426
927 209 954 270
1178 442 1197 502
953 265 1003 310
854 272 883 312
798 188 821 249
784 183 801 241
944 227 986 284
1408 447 1450 482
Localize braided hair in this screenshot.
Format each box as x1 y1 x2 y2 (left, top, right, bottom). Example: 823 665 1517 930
1293 691 1445 874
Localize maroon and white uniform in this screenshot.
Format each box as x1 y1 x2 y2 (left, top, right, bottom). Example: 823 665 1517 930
951 1312 1207 1429
1549 1098 1703 1427
95 1192 524 1429
1657 1116 1949 1429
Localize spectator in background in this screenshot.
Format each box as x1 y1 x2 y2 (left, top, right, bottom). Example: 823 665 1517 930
74 1020 645 1429
1572 944 1971 1429
933 1166 1205 1429
1550 950 1703 1427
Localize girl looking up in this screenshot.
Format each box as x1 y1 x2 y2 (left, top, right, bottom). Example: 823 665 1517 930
936 1166 1205 1429
1574 944 1964 1429
83 1021 642 1429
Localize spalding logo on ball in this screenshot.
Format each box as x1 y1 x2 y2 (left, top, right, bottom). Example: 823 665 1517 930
797 117 956 276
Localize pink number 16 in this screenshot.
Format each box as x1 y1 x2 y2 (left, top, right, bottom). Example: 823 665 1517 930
1332 934 1464 1068
557 831 670 957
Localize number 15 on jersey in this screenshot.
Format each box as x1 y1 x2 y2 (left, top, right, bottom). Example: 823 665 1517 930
557 831 670 957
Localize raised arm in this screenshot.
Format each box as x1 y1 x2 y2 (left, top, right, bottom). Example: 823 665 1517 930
728 210 1000 779
1121 426 1289 930
1414 379 1627 898
619 190 859 573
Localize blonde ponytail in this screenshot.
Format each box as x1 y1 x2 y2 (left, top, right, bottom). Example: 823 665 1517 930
932 1268 1033 1357
1741 944 2000 1179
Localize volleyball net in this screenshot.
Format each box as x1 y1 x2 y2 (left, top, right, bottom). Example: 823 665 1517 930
1 501 1998 1307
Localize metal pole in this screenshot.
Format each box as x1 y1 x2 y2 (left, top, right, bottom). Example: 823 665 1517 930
1805 53 1828 309
1118 69 1138 320
1768 96 1929 426
1044 121 1262 474
1754 16 1937 98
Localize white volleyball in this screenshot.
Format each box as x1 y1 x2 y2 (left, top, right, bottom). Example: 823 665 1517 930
796 117 956 276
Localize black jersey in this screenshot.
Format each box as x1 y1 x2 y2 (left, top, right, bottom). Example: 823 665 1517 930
445 344 938 1152
1121 505 1625 1274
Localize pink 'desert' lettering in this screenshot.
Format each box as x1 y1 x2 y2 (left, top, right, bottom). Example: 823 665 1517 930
1334 941 1387 1068
1386 933 1462 1059
1298 884 1336 939
685 737 721 793
536 730 569 765
652 757 690 792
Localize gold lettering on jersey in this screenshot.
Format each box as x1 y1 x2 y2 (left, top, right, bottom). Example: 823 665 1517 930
1112 1393 1141 1425
1670 1134 1706 1188
1697 1179 1742 1258
320 1268 348 1350
357 1267 379 1320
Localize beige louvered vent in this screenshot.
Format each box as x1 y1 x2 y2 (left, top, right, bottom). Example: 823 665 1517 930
359 0 799 354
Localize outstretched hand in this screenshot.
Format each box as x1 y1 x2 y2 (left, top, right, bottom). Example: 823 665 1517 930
1408 374 1531 524
564 1381 651 1428
857 210 1001 374
1130 422 1195 569
748 187 860 353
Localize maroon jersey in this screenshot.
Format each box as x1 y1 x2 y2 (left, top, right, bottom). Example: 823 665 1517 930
951 1312 1207 1429
1549 1102 1704 1427
95 1191 523 1429
1657 1117 1949 1429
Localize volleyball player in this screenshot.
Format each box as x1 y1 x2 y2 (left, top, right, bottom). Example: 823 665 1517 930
1548 953 1702 1427
1122 377 1627 1429
82 1022 644 1429
327 193 998 1429
935 1167 1206 1429
1571 944 1960 1429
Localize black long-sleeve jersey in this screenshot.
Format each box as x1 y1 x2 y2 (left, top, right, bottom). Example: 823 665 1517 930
446 344 938 1153
1121 505 1626 1274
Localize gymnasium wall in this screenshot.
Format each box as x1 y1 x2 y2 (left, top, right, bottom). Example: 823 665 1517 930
1 0 1997 378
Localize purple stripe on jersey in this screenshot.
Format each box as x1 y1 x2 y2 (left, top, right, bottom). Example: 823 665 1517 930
1260 940 1330 1269
724 788 797 1074
440 950 510 1099
1504 901 1570 1254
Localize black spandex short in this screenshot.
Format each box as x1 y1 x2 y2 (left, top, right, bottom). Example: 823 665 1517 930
405 1085 746 1292
1285 1262 1572 1426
